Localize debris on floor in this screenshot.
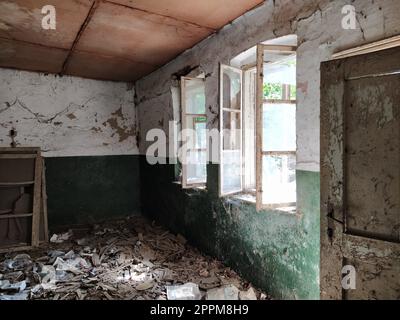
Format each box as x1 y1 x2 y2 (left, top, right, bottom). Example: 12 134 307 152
50 231 72 244
206 284 240 300
166 282 201 300
0 216 269 300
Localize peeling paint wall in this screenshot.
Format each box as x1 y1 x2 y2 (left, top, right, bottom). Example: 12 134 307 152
0 68 141 226
136 0 400 172
0 68 139 156
135 0 400 299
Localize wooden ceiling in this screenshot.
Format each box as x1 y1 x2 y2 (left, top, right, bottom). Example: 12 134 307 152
0 0 263 82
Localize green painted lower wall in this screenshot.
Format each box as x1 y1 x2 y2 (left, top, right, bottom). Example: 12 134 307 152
44 154 320 298
140 157 320 299
45 155 140 227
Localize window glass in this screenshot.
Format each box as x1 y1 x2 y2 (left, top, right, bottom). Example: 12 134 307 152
223 69 242 110
181 77 207 188
262 103 296 152
262 154 296 205
220 65 243 196
185 79 206 114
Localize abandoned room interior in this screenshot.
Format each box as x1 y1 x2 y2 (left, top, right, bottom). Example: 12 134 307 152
0 0 399 302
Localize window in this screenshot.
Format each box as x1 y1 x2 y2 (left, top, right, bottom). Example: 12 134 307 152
219 65 243 196
219 43 297 211
243 68 257 192
181 77 207 189
257 45 297 210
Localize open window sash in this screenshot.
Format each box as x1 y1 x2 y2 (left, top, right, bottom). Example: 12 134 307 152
181 77 207 189
256 44 297 211
219 64 243 196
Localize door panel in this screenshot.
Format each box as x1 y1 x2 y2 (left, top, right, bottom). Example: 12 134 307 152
321 46 400 300
343 234 400 299
344 258 400 300
345 75 400 242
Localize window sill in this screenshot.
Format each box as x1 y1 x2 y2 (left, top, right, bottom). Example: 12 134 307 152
173 181 206 192
228 193 297 215
230 193 256 204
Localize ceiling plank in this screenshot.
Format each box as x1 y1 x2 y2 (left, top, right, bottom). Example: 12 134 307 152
74 1 212 66
108 0 264 29
0 0 94 49
65 50 157 81
0 38 68 74
104 0 215 32
61 0 99 75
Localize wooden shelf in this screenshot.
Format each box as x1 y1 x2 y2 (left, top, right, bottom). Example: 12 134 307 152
0 243 31 254
0 154 37 159
0 213 33 219
0 181 35 188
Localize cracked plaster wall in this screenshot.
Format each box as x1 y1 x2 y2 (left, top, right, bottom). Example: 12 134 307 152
136 0 400 172
0 68 139 157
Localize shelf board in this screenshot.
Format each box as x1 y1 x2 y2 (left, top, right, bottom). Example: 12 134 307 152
0 154 37 159
0 181 35 188
0 244 32 254
0 213 33 219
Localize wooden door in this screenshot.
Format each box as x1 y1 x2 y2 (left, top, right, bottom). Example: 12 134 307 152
321 47 400 300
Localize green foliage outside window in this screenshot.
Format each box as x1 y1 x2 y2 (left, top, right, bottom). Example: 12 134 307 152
290 85 296 100
263 83 297 100
263 83 283 99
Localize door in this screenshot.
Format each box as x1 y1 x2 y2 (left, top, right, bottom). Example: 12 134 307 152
321 47 400 300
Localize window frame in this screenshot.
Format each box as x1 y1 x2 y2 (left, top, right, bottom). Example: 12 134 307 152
219 64 243 197
256 44 297 211
242 66 257 194
181 76 207 189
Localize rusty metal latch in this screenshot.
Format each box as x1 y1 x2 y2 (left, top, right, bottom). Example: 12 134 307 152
327 203 344 242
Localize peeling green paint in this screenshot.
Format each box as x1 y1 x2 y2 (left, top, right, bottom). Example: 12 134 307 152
140 157 320 299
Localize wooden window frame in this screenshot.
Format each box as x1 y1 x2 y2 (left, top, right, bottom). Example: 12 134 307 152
219 64 243 197
181 76 207 189
256 44 297 211
242 67 257 194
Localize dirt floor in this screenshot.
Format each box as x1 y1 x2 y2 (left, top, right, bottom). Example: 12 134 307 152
0 216 268 300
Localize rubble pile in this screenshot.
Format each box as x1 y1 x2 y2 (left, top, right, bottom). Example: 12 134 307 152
0 216 268 300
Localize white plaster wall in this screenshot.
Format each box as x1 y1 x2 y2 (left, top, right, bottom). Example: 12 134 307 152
0 68 139 157
135 0 400 172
